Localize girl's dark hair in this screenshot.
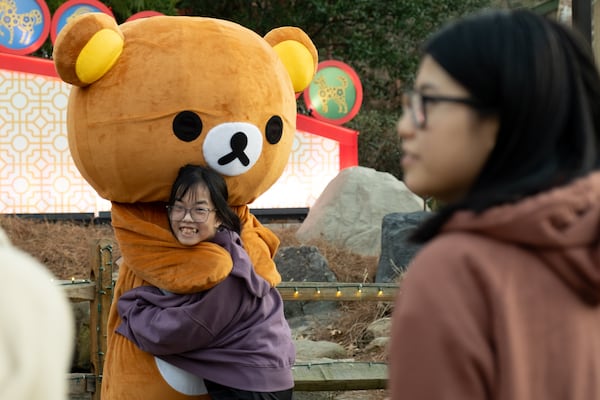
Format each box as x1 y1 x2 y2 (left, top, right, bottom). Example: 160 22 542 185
168 164 241 234
412 9 600 242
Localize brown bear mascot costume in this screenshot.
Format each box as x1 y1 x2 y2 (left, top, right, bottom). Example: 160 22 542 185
53 13 317 400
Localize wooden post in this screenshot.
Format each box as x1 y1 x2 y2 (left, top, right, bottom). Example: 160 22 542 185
594 0 600 65
89 239 114 400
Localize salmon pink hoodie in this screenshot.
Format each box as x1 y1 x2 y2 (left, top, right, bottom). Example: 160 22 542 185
390 172 600 400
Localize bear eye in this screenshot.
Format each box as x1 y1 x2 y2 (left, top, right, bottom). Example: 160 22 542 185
265 116 283 145
172 111 203 142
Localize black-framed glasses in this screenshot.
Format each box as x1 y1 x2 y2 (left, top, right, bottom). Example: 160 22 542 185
403 90 484 129
167 205 216 222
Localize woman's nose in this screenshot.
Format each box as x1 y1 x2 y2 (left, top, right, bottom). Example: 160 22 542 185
397 112 414 139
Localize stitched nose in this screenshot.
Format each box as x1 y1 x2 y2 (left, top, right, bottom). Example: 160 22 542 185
218 132 250 166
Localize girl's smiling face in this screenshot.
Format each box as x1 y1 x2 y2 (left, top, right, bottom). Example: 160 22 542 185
397 55 499 204
169 184 221 246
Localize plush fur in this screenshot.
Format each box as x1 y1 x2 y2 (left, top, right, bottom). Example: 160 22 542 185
53 13 317 400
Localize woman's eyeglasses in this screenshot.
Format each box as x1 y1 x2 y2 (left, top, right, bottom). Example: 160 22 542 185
402 90 484 129
167 205 215 222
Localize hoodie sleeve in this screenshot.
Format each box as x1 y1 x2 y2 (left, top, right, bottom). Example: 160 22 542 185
389 235 495 400
116 286 218 355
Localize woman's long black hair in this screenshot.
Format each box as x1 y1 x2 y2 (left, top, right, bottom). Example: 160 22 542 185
168 164 241 234
411 8 600 243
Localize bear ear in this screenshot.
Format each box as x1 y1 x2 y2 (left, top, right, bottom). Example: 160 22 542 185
264 27 318 94
53 13 124 87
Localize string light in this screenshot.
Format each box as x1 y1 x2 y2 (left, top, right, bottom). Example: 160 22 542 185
274 283 397 301
356 284 363 297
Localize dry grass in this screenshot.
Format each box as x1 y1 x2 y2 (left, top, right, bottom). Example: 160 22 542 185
273 225 380 282
0 215 392 364
0 215 120 280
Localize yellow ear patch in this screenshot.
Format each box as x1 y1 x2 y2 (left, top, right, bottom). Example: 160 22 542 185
264 26 318 94
53 12 123 87
273 40 315 93
76 28 124 85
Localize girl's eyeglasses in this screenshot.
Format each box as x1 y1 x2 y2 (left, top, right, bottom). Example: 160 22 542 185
167 205 215 222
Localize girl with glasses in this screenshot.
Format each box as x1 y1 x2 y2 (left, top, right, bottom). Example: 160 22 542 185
391 8 600 400
116 164 295 400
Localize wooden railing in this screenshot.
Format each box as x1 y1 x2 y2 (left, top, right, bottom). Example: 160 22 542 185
61 239 397 399
62 239 113 400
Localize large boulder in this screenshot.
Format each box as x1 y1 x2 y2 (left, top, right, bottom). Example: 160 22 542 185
296 166 424 256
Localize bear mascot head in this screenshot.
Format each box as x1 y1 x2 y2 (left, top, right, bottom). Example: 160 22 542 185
53 13 317 399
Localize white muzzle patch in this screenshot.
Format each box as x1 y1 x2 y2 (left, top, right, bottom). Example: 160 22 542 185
203 122 263 176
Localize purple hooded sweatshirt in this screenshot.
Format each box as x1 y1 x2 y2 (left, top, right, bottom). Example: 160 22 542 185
116 228 295 392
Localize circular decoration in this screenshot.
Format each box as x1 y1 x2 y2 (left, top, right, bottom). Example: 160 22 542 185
303 60 363 125
126 10 164 22
51 0 114 44
0 0 51 55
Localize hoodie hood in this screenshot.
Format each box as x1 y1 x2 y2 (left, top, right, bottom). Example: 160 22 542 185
211 228 271 298
443 172 600 305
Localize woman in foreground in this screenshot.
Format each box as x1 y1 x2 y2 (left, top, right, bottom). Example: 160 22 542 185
390 9 600 400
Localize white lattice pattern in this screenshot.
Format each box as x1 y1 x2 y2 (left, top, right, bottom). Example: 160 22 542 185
248 130 339 209
0 70 110 214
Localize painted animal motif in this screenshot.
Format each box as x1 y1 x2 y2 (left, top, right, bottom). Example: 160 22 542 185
314 75 349 113
0 0 42 45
